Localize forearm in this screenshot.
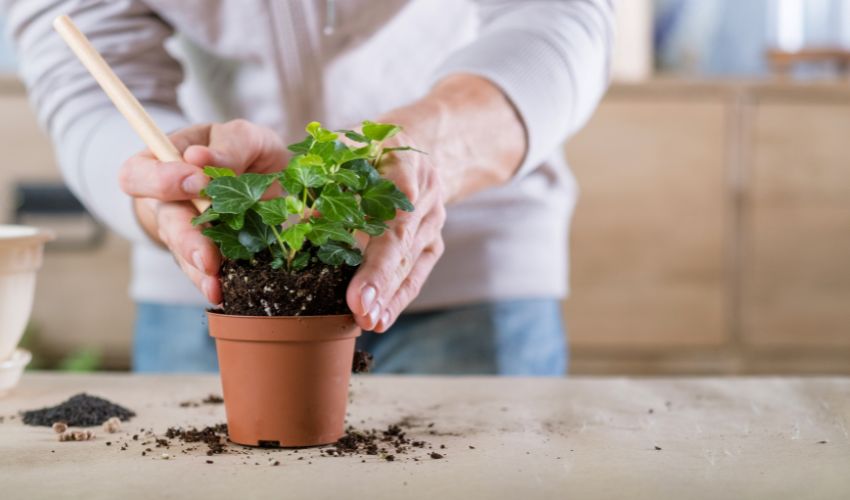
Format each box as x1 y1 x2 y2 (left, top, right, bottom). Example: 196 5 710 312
379 75 526 203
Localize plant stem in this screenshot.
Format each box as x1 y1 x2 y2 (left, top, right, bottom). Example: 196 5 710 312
269 224 287 257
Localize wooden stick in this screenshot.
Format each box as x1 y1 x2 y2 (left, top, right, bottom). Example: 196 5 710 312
52 15 209 212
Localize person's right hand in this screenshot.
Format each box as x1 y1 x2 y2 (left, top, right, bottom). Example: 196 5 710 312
119 119 287 304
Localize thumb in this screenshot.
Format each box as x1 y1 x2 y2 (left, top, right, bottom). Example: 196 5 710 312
183 145 238 171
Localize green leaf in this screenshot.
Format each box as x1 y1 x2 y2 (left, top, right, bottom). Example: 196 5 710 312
202 225 252 261
191 208 220 226
315 184 363 224
317 242 363 267
288 135 313 154
362 120 401 142
338 129 370 144
255 198 289 226
291 252 310 269
306 121 338 142
270 255 285 270
361 179 414 220
280 222 312 253
307 220 356 246
296 153 325 167
341 159 380 187
383 146 427 155
205 175 274 214
332 169 363 189
282 164 328 194
285 195 304 214
357 218 389 237
203 166 236 178
238 211 275 253
222 212 245 230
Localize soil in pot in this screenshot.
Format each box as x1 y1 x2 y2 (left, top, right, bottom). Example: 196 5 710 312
220 252 355 316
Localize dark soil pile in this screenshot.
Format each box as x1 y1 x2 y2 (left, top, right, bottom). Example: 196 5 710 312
21 393 135 427
220 254 355 316
164 424 229 455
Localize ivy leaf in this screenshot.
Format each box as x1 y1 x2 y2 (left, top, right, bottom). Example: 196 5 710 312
296 153 325 167
191 208 220 226
288 135 313 154
203 166 236 178
362 120 401 142
222 212 245 231
280 222 313 253
202 225 252 261
357 218 389 237
307 220 356 246
282 164 328 194
255 198 289 226
338 129 370 144
332 169 363 190
285 195 304 214
238 211 276 253
315 184 363 224
306 121 338 142
361 180 414 220
206 175 275 214
291 252 310 269
317 242 363 267
341 159 380 187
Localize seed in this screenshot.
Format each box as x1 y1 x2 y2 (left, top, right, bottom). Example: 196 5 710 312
52 422 67 434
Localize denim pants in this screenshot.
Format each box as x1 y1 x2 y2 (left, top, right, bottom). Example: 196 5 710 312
133 299 567 375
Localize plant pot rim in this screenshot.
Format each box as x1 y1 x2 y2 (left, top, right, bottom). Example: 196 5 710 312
0 225 54 248
207 310 354 320
207 311 361 342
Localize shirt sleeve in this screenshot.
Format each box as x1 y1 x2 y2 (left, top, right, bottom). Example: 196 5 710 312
2 0 190 243
432 0 615 177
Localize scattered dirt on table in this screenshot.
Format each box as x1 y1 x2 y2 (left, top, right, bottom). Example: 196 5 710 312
164 424 229 455
179 394 225 408
220 256 355 316
21 393 135 427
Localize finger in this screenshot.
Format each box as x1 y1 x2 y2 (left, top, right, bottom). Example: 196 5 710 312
156 202 222 303
206 119 288 173
373 242 444 333
347 204 444 330
119 156 208 200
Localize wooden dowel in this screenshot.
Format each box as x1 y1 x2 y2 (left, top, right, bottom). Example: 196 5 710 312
52 15 209 213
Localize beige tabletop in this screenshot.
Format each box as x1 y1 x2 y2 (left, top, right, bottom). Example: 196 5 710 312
0 373 848 500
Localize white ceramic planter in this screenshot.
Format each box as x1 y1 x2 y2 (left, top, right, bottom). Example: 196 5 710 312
0 225 53 361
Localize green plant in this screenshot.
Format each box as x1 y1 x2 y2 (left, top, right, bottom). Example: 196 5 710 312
193 120 418 271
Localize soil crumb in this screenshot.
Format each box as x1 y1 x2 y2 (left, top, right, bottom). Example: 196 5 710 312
327 423 437 460
220 254 355 316
352 350 374 373
179 394 224 408
21 393 135 427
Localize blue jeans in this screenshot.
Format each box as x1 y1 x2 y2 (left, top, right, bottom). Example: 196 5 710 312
133 299 567 375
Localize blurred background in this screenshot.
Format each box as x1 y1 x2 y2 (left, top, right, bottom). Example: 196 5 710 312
1 0 849 374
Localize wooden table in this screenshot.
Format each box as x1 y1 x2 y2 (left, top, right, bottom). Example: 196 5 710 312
1 374 849 499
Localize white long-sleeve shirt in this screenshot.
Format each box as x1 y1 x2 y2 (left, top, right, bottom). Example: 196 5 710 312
2 0 613 309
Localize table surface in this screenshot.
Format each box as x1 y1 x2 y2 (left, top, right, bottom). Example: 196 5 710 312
1 374 849 500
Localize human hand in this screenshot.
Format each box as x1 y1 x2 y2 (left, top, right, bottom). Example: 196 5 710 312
345 129 446 332
119 120 287 304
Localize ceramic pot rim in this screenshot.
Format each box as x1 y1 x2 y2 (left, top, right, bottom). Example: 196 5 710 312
0 225 55 248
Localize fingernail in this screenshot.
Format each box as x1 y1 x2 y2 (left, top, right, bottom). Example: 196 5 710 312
182 173 208 194
361 286 376 313
192 250 205 272
368 303 381 327
380 311 390 329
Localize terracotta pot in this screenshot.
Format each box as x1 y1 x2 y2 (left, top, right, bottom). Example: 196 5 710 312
207 312 360 447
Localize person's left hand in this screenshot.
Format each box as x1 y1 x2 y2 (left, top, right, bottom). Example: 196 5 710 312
345 129 446 333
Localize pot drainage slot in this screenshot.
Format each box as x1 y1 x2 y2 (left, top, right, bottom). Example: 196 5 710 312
258 440 280 448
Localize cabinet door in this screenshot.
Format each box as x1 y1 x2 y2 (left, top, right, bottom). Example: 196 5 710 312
565 96 730 349
743 101 850 348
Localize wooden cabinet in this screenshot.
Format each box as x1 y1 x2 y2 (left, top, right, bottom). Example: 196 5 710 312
565 89 730 349
743 96 850 349
565 82 850 374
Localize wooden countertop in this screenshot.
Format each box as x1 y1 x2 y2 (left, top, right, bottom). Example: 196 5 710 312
1 373 849 499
